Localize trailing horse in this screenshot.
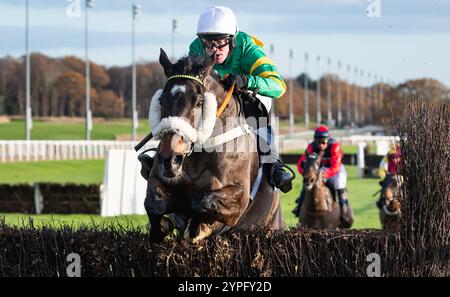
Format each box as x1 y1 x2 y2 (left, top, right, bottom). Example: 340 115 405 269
378 173 402 230
142 49 283 243
298 151 342 229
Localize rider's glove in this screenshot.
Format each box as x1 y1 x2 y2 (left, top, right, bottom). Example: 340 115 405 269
223 73 248 91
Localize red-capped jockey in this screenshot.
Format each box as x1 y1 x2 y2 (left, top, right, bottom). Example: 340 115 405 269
296 125 344 179
293 125 353 227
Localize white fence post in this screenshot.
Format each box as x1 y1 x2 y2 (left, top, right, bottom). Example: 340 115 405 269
0 141 5 163
34 183 44 214
49 143 54 161
75 142 80 160
62 142 68 160
55 141 61 160
24 141 30 162
33 141 39 161
40 141 46 161
18 142 23 162
8 142 14 162
87 141 92 159
357 142 366 178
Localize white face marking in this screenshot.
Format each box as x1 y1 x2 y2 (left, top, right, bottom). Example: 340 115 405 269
170 84 187 96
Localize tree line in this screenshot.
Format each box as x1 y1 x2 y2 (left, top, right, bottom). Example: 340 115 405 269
0 53 165 119
0 53 448 126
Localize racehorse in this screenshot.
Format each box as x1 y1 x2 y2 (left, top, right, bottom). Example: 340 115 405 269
143 49 283 243
299 151 341 229
379 173 402 230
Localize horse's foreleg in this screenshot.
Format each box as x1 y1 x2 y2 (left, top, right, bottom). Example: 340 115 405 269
144 178 174 242
194 185 246 226
187 185 246 242
183 219 213 243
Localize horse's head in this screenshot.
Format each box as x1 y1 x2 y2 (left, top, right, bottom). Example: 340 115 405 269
383 174 402 214
151 49 220 180
303 151 323 191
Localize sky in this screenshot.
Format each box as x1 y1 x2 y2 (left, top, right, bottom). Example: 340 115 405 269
0 0 449 86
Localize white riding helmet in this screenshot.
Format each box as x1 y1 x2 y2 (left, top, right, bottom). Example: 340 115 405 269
197 6 238 37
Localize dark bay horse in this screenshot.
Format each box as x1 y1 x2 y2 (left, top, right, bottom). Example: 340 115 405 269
299 151 341 229
379 173 402 230
144 49 283 243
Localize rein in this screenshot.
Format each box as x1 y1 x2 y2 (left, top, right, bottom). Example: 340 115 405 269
216 84 235 118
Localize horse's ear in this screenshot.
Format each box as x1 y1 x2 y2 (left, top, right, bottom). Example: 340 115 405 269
159 48 173 77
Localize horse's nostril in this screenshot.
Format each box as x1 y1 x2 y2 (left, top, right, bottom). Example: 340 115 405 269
309 178 314 184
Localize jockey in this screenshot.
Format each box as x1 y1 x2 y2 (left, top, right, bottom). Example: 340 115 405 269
378 143 402 180
377 143 403 208
187 6 294 193
293 125 354 227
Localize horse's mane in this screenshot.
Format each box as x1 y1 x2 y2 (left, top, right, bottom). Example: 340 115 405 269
168 55 235 118
172 55 222 88
171 55 204 75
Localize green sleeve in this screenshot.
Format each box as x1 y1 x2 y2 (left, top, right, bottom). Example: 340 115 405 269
189 38 204 57
242 40 286 99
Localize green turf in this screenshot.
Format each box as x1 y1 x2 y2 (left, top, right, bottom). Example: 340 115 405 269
280 165 381 229
0 213 149 231
285 144 378 155
0 119 150 140
285 144 359 155
0 159 104 184
0 160 382 230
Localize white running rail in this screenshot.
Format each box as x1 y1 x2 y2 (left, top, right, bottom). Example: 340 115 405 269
0 140 158 163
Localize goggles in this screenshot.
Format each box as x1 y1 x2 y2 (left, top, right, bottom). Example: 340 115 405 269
200 37 230 50
316 138 329 145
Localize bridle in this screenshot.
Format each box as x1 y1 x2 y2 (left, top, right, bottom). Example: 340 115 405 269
166 74 235 119
133 73 237 152
167 74 205 88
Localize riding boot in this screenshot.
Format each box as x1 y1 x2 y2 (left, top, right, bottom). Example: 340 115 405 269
337 188 354 228
138 153 154 180
242 93 295 193
265 161 295 193
324 180 337 202
292 188 305 217
256 124 295 193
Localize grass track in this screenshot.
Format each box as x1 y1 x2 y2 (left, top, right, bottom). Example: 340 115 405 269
0 160 382 230
0 119 150 140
